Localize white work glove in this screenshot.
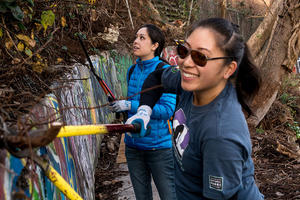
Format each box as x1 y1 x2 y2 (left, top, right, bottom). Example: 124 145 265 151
109 100 131 112
125 105 152 138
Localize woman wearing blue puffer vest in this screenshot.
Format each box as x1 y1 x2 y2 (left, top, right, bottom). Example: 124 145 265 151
109 24 177 200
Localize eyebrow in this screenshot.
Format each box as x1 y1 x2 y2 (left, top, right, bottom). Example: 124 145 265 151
185 41 211 53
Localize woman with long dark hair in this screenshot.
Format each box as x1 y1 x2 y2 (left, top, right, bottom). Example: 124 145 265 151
126 18 264 200
110 24 177 200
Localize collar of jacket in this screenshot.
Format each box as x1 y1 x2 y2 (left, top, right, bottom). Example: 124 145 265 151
136 56 160 69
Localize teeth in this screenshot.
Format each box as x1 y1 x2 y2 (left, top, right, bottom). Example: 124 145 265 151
183 72 198 78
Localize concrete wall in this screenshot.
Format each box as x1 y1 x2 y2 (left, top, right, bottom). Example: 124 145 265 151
0 47 177 200
0 52 132 200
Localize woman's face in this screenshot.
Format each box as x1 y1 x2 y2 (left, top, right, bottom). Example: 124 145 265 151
133 27 157 61
178 27 234 99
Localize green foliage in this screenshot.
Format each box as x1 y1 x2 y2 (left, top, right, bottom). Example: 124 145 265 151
279 93 291 104
75 32 87 40
41 10 55 32
0 0 34 21
279 75 299 108
26 0 34 6
287 121 300 139
256 126 265 134
0 1 23 21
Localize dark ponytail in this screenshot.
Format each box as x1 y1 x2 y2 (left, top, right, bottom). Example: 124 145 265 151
188 18 261 115
138 24 169 65
235 45 261 115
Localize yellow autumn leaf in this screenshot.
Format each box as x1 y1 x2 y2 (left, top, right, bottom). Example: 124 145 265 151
61 16 66 27
5 40 13 50
12 58 21 64
56 57 63 63
35 23 42 32
31 29 34 39
16 34 36 48
36 53 42 59
17 42 24 51
0 28 3 38
32 61 47 73
88 0 96 4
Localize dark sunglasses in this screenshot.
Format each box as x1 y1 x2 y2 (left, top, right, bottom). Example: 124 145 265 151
176 42 234 67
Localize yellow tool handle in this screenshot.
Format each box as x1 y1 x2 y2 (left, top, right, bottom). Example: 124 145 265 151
57 125 108 137
56 124 140 137
46 165 83 200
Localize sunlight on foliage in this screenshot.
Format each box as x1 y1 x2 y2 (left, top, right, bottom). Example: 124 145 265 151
41 10 55 33
88 0 97 5
287 122 300 139
24 47 32 57
61 16 66 27
5 40 13 50
17 42 24 51
16 34 36 47
256 127 265 134
56 58 63 63
32 54 48 73
32 61 46 73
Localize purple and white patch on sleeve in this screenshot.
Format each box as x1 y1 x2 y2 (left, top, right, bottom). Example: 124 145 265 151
172 109 190 160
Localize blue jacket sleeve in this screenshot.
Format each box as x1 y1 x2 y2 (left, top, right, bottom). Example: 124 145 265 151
151 93 176 120
129 69 176 120
130 99 139 113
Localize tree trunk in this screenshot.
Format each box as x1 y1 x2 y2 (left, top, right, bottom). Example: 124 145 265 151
247 0 300 127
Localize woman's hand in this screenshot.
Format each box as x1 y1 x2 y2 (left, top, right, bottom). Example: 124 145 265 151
125 105 152 137
109 100 131 112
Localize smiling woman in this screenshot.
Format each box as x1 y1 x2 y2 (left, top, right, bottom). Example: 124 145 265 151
126 17 264 200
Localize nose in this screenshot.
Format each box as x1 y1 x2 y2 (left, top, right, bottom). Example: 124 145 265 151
133 37 139 44
181 53 196 68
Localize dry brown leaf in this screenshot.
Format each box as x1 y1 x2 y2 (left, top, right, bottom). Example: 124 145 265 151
16 34 36 48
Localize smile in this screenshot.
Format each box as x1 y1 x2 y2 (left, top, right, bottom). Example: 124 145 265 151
182 71 199 78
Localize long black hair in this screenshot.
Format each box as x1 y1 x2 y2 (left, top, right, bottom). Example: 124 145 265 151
138 24 168 63
187 18 261 115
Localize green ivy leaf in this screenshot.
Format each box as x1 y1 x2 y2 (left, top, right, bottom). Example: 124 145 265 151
0 28 3 38
26 0 34 6
28 6 33 13
8 4 24 21
18 22 26 31
25 47 32 57
61 46 68 51
41 10 55 32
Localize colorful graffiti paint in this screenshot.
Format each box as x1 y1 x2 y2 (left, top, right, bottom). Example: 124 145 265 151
162 46 179 66
0 52 133 200
0 46 177 199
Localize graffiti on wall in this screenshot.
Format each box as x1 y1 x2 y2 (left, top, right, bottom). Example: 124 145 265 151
0 52 133 200
0 45 177 199
162 46 179 66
